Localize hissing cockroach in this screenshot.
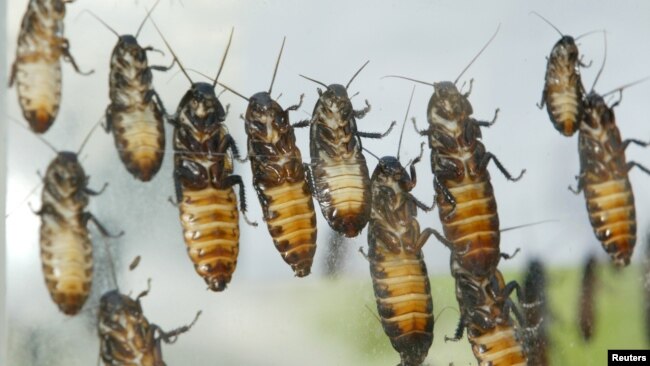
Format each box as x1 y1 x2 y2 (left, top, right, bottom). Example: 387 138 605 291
521 259 549 366
531 12 592 137
33 123 119 315
220 38 318 277
448 259 527 366
578 255 597 341
295 62 395 238
9 0 93 133
99 281 201 365
84 1 170 181
387 25 525 278
153 24 254 291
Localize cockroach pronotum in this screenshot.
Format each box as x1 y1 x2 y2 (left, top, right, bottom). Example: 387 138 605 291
386 25 525 278
99 280 201 365
219 38 318 277
9 0 93 133
295 62 395 238
578 255 597 341
448 259 527 366
531 12 595 137
83 1 171 181
521 259 549 366
364 88 441 366
570 37 650 266
153 23 255 291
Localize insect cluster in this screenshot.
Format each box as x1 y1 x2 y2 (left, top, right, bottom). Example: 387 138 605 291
6 1 650 365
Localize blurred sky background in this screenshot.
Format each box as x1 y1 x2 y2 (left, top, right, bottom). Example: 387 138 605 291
3 0 650 365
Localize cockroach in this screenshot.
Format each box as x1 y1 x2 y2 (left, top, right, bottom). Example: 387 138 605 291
570 37 650 266
386 25 526 278
521 259 549 366
99 280 201 365
578 255 597 341
9 0 93 133
295 61 395 238
531 12 594 137
363 88 441 366
447 259 527 366
219 38 318 277
152 23 254 291
83 1 171 181
29 121 120 315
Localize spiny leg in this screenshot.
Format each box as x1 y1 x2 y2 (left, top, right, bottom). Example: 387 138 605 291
356 121 396 139
474 108 500 127
353 100 371 119
627 161 650 175
480 152 525 181
61 38 94 75
225 175 258 226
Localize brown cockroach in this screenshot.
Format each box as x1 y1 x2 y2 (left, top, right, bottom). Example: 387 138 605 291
578 255 597 341
99 280 201 366
386 25 525 278
521 259 549 366
448 259 527 366
152 23 255 291
531 12 595 137
219 38 318 277
9 0 93 133
363 87 442 366
294 62 395 238
83 1 171 181
570 38 650 266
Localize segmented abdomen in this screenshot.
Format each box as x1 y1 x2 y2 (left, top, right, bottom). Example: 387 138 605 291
99 313 157 365
312 153 370 237
436 176 500 278
545 64 582 136
369 246 433 366
14 59 62 133
262 181 317 277
39 196 92 315
468 324 527 366
179 185 239 291
111 104 165 181
584 177 636 266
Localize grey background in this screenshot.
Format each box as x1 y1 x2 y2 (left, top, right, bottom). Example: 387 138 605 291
4 0 650 365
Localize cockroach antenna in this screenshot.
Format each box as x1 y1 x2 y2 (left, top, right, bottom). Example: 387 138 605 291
575 29 606 41
396 85 416 161
213 27 234 88
346 60 370 89
601 75 650 98
454 23 500 85
591 31 607 92
77 116 104 155
78 10 120 38
299 74 328 89
134 0 162 39
8 115 58 154
268 37 286 95
529 11 564 37
150 18 193 84
362 147 380 161
218 82 249 102
381 74 435 87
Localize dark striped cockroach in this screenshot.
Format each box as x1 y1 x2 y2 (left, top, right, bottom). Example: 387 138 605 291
153 23 255 291
363 88 442 366
83 1 170 181
295 62 395 238
9 0 93 133
570 41 650 266
386 25 526 278
219 38 318 277
531 12 595 137
521 259 549 366
99 280 201 365
448 259 527 366
28 121 120 315
578 255 597 341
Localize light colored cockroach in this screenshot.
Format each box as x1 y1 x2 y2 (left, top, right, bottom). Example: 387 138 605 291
153 22 254 291
364 88 442 366
295 62 395 238
521 259 549 366
578 255 597 341
220 38 318 277
83 1 170 181
531 12 594 137
570 41 650 266
99 281 201 366
386 25 525 278
9 0 93 133
448 259 528 366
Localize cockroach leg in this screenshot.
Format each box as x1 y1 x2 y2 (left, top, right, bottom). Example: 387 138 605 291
412 117 432 136
149 58 175 72
156 311 202 344
8 61 17 87
143 45 166 56
303 163 319 200
579 55 593 68
622 138 650 150
356 121 396 139
358 247 369 261
292 119 310 128
84 182 108 196
445 317 465 342
409 193 435 212
353 99 371 119
462 78 474 97
500 247 520 261
610 90 623 109
627 161 650 175
85 212 124 238
225 175 258 227
167 196 180 207
480 152 525 182
475 108 500 127
225 135 247 163
60 38 94 75
135 278 152 302
285 94 304 112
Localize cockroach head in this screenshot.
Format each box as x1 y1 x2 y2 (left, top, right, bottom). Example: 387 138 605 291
184 82 226 123
116 35 146 59
374 156 411 189
100 290 143 318
552 36 579 62
46 152 85 191
318 84 352 115
582 91 611 128
429 81 473 121
248 91 282 120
